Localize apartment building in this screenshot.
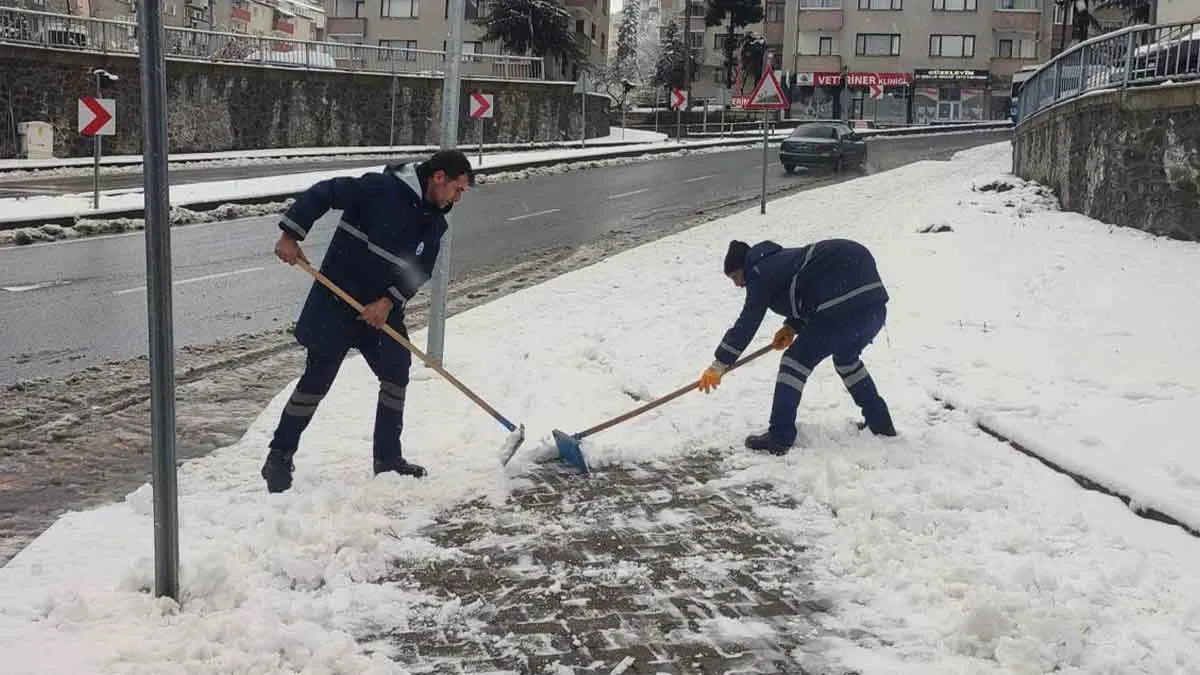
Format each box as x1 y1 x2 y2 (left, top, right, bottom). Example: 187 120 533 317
772 0 1069 123
80 0 325 39
324 0 608 80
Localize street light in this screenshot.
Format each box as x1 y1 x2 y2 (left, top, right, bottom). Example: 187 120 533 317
91 69 119 210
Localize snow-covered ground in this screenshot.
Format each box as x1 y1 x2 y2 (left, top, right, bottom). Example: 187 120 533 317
2 141 1199 673
0 136 749 229
0 127 670 173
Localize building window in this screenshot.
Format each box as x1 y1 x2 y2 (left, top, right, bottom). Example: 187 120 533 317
576 19 585 33
380 39 418 60
601 32 607 51
929 34 975 57
334 0 365 17
856 33 901 55
446 0 480 19
765 0 786 21
591 23 596 40
998 0 1039 10
799 0 840 6
442 40 483 60
858 0 902 9
381 0 418 18
818 36 833 54
997 37 1037 58
932 0 975 10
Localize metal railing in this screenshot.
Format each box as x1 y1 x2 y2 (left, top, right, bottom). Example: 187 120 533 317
1017 18 1200 123
0 6 544 81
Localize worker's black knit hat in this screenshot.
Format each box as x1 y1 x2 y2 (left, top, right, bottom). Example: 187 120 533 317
724 240 750 275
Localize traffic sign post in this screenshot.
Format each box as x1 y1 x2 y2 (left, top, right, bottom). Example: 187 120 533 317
468 92 493 167
574 73 591 148
78 87 116 209
743 65 789 215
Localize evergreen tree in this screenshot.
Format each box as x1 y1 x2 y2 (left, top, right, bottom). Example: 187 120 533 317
704 0 764 90
476 0 583 70
652 20 697 91
614 0 641 81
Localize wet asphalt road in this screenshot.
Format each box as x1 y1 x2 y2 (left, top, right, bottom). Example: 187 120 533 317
0 130 1009 383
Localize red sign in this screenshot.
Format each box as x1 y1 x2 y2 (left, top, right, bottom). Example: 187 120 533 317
469 92 493 119
670 88 687 111
78 96 114 136
744 65 789 110
813 72 912 87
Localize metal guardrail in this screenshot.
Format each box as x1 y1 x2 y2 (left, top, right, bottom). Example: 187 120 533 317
0 6 544 81
1017 19 1200 123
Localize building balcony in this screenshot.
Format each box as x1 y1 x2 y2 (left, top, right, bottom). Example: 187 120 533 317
991 10 1042 32
792 54 843 72
796 9 843 31
326 17 366 36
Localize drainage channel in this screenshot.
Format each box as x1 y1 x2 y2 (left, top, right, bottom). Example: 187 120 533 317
930 392 1200 540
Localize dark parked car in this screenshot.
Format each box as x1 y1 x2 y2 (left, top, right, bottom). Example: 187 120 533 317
779 122 868 173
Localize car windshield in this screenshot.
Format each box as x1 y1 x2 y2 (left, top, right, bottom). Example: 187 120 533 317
789 124 838 140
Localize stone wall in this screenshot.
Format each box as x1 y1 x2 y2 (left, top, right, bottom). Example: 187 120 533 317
0 44 608 158
1013 83 1200 241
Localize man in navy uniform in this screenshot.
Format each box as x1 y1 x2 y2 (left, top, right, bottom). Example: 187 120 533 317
699 239 897 454
262 150 473 493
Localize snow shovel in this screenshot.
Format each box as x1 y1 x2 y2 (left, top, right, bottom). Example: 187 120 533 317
550 343 776 474
296 260 526 462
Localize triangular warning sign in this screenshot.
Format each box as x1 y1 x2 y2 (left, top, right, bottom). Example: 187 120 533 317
744 65 788 110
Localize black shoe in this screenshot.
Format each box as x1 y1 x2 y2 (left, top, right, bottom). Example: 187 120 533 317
857 419 898 437
373 458 427 478
745 432 792 456
261 451 295 493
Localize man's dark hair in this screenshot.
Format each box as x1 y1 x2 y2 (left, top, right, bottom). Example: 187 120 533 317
418 149 475 186
724 240 750 275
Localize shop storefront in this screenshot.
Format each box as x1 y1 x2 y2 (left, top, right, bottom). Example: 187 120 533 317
788 72 913 125
911 68 990 125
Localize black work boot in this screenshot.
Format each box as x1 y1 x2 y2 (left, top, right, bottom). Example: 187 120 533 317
745 432 792 456
373 457 427 478
856 408 898 437
261 450 295 494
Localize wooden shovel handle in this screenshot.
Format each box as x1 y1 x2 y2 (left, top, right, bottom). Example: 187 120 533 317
296 259 517 430
576 343 776 440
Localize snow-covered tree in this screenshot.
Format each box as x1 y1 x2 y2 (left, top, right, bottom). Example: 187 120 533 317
739 32 767 93
652 20 697 90
476 0 583 69
614 0 641 82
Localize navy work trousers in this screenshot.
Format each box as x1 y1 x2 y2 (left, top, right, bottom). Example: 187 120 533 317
769 303 891 445
268 323 412 464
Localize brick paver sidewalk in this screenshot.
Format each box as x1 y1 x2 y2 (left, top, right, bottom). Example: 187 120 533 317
371 452 873 674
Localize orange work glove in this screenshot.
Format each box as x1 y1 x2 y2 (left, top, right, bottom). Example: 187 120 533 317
698 365 726 393
771 325 797 350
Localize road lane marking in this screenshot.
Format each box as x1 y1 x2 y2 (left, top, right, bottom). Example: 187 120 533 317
505 208 561 221
684 175 715 183
2 280 70 292
113 266 265 295
0 186 74 195
607 188 649 199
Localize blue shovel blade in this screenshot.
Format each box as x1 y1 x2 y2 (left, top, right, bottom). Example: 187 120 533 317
552 429 590 474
